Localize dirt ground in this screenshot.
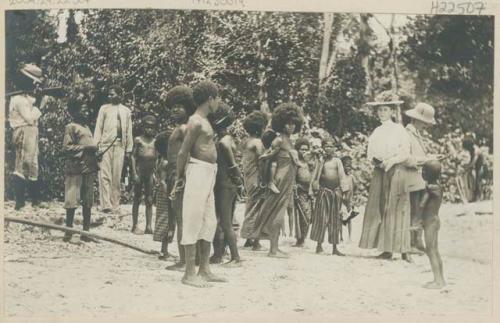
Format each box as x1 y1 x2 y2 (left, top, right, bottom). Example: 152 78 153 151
2 199 493 319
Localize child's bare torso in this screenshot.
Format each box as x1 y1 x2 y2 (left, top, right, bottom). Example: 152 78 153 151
135 135 156 176
320 157 342 190
296 159 313 188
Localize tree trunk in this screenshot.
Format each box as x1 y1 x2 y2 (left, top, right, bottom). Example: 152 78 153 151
318 12 333 92
389 14 401 123
359 14 373 98
257 37 270 114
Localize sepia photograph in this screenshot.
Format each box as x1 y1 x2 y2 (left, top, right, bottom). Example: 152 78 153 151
1 0 496 320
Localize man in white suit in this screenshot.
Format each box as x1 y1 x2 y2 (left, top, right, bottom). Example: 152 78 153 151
94 86 133 213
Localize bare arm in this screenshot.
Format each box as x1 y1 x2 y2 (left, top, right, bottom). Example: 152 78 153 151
220 138 243 185
63 125 85 158
259 137 283 161
130 137 140 181
125 108 134 154
176 117 202 180
158 159 169 192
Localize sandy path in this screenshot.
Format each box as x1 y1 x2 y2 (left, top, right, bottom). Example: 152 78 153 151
3 200 492 318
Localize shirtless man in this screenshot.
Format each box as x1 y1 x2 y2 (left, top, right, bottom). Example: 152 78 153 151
174 81 226 287
310 138 349 256
130 115 157 234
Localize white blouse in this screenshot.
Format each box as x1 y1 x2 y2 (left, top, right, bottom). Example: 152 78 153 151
367 120 410 162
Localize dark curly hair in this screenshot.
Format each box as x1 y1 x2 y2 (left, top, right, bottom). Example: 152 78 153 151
193 81 218 106
165 85 196 116
462 135 475 151
210 101 235 132
67 97 84 118
271 102 303 134
243 111 268 137
109 85 123 96
294 137 310 150
261 129 277 149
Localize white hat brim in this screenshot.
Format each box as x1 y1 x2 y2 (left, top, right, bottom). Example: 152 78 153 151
366 100 404 106
405 109 436 125
21 69 43 84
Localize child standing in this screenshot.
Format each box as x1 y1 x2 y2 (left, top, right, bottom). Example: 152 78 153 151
153 131 174 260
310 138 349 255
340 156 359 242
62 97 99 243
130 115 158 234
420 160 445 289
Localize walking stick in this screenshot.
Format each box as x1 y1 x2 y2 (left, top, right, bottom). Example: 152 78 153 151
5 216 160 255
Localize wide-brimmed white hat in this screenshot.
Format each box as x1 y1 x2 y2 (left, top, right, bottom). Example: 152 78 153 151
366 91 403 107
405 102 436 125
20 63 43 84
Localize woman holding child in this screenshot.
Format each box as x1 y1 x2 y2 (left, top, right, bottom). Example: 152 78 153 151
251 103 303 258
359 91 413 262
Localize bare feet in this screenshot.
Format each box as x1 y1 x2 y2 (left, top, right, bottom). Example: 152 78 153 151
252 243 265 251
63 232 73 242
268 182 280 194
316 245 324 254
222 259 244 267
131 227 143 235
244 240 253 248
144 227 153 235
409 247 425 255
423 280 446 289
80 235 99 243
158 253 178 261
166 262 186 272
267 252 289 259
402 253 414 263
182 275 211 288
199 272 227 283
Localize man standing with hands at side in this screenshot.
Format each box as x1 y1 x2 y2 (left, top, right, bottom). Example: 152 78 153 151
173 80 226 288
94 86 133 214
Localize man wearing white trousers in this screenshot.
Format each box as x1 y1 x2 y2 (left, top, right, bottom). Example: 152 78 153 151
94 86 133 213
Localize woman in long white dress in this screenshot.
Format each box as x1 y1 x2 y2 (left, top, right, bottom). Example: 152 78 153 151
359 92 413 262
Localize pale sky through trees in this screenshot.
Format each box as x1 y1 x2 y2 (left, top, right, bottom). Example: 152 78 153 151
53 9 409 45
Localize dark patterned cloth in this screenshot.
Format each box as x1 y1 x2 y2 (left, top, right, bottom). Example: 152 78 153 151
310 187 343 245
293 186 312 240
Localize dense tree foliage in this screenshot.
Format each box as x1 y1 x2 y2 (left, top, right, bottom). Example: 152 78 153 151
4 10 493 202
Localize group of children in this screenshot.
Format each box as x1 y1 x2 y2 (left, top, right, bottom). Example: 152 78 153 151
57 83 445 289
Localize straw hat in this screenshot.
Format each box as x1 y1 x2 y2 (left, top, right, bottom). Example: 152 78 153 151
366 91 403 107
20 63 43 84
405 102 436 125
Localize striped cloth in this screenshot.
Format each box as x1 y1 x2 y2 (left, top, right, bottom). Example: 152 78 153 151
310 186 343 245
293 185 312 240
153 183 170 242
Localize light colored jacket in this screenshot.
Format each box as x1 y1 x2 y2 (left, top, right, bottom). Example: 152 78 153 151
9 95 41 129
404 123 427 192
94 103 133 153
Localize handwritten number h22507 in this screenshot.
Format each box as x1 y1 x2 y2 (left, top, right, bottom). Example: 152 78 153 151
430 1 486 14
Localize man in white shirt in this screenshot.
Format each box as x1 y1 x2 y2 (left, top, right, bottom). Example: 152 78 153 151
9 64 44 210
94 86 133 213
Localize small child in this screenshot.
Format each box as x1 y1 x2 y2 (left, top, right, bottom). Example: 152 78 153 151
62 97 100 243
153 131 175 260
310 138 349 256
130 115 158 234
340 156 359 242
260 129 280 194
420 160 445 289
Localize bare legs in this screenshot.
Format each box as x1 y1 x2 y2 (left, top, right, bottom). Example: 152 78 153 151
182 240 227 288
